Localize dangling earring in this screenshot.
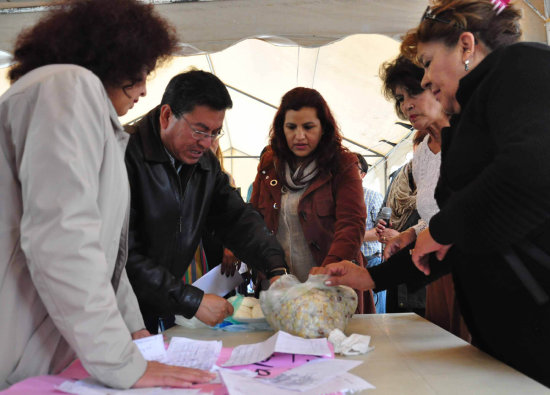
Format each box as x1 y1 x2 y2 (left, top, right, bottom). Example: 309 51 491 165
464 49 471 71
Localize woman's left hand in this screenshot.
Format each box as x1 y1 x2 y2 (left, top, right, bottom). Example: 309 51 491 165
313 260 374 290
383 228 416 260
411 229 452 275
377 227 400 243
131 329 151 340
220 248 240 277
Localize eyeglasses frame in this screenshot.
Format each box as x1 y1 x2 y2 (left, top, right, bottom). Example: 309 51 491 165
181 115 224 142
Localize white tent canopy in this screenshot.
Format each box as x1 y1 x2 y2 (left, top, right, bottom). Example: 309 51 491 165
116 33 411 195
0 0 430 54
0 0 547 196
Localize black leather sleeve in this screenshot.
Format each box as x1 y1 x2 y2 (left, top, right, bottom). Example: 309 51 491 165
205 165 287 275
126 205 204 318
369 243 452 293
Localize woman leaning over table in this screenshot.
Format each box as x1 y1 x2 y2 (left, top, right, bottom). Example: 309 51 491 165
0 0 215 390
324 0 550 386
372 55 470 341
250 87 375 312
313 56 469 340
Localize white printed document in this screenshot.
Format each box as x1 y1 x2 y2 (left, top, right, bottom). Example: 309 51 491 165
192 264 244 296
222 331 331 367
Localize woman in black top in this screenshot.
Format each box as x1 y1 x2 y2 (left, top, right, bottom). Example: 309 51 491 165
322 0 550 387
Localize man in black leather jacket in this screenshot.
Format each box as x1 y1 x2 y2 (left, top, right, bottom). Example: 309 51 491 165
125 70 288 334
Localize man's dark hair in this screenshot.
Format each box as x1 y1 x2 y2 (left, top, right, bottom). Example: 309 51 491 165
161 69 233 117
355 153 369 174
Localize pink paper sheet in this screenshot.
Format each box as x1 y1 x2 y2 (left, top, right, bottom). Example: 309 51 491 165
1 345 334 394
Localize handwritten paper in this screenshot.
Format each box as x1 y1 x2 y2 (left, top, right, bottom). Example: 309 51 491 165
222 331 331 367
133 334 167 362
260 358 363 391
132 335 222 371
222 331 278 367
219 368 374 395
272 331 332 356
319 372 375 393
165 337 221 371
216 349 329 379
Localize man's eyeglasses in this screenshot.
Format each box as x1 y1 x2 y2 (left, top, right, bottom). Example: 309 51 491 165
182 115 224 141
420 6 465 29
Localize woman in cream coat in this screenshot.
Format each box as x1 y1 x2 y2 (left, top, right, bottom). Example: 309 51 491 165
0 0 214 390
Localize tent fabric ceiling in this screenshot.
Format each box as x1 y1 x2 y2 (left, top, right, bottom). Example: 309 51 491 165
2 0 544 194
0 0 429 54
157 0 428 54
0 0 430 195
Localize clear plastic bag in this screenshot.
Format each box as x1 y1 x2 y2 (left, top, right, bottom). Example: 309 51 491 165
260 274 357 338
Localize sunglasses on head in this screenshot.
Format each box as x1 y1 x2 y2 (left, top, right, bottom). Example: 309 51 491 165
420 6 465 29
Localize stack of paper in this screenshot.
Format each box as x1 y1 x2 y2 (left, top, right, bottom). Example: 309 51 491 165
57 331 375 395
220 359 375 394
220 331 375 394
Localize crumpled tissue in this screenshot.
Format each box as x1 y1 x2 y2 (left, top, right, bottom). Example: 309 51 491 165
328 329 374 356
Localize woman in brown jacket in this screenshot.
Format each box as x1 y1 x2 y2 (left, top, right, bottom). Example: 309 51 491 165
250 87 374 312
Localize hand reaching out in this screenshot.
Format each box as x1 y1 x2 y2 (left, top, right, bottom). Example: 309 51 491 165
376 219 399 243
310 261 375 290
195 294 234 326
411 228 452 275
383 228 416 260
131 329 151 340
220 248 240 277
134 361 216 389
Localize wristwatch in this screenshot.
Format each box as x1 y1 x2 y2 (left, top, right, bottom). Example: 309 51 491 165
268 267 288 278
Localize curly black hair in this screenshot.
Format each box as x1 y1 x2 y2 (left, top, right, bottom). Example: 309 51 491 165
8 0 178 87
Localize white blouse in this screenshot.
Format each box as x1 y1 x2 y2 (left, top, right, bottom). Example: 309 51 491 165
412 134 441 235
